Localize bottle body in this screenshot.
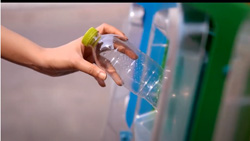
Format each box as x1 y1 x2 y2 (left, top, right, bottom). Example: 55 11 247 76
93 34 163 107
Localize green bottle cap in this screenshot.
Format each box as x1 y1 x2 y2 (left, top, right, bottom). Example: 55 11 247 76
82 27 98 47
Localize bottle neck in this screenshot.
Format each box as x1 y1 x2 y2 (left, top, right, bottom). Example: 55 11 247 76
89 34 101 48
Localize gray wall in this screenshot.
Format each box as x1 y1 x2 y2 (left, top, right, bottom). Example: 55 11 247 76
1 3 131 141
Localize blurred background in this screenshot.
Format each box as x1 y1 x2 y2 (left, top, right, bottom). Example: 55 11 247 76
1 3 131 141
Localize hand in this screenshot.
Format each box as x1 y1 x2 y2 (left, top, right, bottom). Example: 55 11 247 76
35 23 132 87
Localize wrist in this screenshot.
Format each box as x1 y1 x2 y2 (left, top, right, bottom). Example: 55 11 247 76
29 47 49 71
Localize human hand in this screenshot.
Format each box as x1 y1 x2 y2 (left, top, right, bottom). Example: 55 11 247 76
35 23 135 87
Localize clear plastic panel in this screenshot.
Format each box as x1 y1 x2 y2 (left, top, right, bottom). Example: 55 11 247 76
134 110 157 141
213 14 250 141
151 4 209 141
133 8 171 141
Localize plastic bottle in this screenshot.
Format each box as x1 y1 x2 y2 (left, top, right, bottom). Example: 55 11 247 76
82 27 164 108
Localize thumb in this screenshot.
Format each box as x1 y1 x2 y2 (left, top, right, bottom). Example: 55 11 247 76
75 59 107 80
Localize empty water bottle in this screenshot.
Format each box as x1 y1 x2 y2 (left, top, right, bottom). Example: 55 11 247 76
82 27 164 108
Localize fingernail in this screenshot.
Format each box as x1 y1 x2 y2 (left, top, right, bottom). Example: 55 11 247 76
99 71 107 80
122 34 128 40
118 80 124 86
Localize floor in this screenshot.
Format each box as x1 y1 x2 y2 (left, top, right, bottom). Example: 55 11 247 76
1 3 131 141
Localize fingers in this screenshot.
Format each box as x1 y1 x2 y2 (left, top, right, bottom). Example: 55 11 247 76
114 35 129 41
106 63 123 86
114 42 138 60
98 55 123 86
95 77 106 87
74 59 107 81
96 23 138 59
96 23 128 41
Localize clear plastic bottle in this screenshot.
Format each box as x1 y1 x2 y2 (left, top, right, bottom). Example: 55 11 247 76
82 27 164 108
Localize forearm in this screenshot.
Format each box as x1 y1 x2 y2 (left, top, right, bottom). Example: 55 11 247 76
0 23 128 86
1 26 44 69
